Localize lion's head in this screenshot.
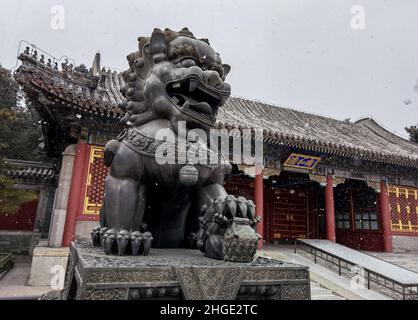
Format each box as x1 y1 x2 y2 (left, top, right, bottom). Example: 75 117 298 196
119 28 231 132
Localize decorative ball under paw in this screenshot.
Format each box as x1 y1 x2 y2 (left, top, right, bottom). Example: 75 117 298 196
179 164 199 187
223 217 259 263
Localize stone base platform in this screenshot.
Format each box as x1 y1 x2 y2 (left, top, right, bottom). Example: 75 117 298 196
61 242 310 300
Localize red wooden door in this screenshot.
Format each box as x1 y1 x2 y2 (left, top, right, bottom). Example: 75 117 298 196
224 177 254 201
269 187 310 241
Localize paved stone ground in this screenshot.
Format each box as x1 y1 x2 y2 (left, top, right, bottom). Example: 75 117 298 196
0 255 50 299
310 280 345 300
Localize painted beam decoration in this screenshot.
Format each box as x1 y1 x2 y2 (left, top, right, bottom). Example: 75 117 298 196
283 153 321 170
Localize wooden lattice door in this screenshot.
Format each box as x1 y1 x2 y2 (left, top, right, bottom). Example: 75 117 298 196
269 187 311 241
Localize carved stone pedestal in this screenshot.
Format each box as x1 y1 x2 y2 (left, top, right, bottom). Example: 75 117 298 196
61 242 310 300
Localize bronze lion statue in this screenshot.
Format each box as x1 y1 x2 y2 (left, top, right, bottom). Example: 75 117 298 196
91 28 261 261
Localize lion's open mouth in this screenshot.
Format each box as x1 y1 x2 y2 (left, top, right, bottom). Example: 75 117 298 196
166 77 225 121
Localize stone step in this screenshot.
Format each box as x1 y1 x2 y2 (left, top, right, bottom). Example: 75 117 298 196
310 281 346 300
312 287 334 295
260 247 392 300
312 295 345 300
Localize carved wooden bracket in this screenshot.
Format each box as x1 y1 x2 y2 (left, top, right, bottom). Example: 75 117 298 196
366 180 381 192
309 174 327 186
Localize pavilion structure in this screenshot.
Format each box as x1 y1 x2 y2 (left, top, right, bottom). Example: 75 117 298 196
11 45 418 287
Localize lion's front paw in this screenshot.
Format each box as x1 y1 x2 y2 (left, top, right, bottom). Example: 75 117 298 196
223 195 262 224
130 231 142 255
92 227 153 256
103 228 117 254
91 226 101 246
142 231 153 256
213 212 229 226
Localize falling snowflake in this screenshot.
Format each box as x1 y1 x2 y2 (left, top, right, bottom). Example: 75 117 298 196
403 99 412 106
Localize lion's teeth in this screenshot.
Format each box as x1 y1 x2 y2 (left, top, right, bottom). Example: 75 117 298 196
171 96 180 104
173 82 181 89
189 80 197 92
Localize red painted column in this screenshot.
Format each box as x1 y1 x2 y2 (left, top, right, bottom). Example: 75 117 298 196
379 181 393 252
255 172 264 249
62 141 89 246
325 175 336 242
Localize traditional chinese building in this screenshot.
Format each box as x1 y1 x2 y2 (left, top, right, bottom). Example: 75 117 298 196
0 159 56 255
11 44 418 276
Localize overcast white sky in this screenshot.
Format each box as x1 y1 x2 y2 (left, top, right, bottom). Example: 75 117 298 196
1 0 417 138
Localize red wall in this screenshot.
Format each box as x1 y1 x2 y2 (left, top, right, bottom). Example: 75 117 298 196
336 229 384 251
0 199 38 231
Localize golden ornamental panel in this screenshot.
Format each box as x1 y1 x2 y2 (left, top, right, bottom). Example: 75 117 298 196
83 146 108 215
389 185 418 233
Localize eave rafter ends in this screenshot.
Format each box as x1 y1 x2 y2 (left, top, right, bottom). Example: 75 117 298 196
4 159 56 183
24 74 122 119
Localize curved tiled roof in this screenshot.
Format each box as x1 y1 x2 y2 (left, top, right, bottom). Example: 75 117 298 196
15 52 418 169
15 53 125 118
4 159 56 183
218 97 418 168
